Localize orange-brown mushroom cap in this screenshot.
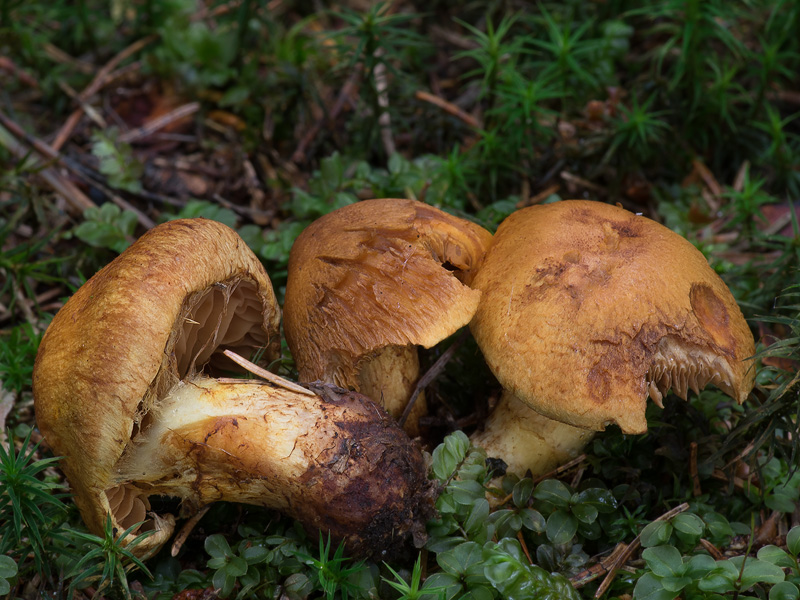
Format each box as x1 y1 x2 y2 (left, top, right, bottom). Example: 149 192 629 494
470 200 756 434
33 218 280 552
283 198 492 404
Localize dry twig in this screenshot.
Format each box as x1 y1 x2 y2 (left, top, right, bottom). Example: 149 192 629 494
223 350 316 396
591 502 690 597
119 102 200 143
51 34 158 151
398 329 470 428
0 118 94 213
415 90 482 129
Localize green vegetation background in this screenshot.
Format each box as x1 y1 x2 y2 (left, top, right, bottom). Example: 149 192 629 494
2 0 800 598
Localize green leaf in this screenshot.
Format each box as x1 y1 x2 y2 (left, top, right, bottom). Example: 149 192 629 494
0 556 17 579
74 204 138 253
642 546 683 578
205 534 233 559
420 572 461 600
242 545 270 564
571 503 599 524
432 431 470 481
224 555 248 577
512 478 534 508
788 526 800 556
533 479 572 509
464 499 491 535
740 558 786 590
519 508 546 533
91 128 143 192
771 581 800 600
672 513 705 537
766 492 797 514
699 563 738 594
660 575 692 592
168 199 238 229
212 568 236 598
546 510 578 545
573 488 617 513
640 520 673 548
450 479 486 506
759 545 796 569
703 512 734 543
0 555 17 595
632 572 679 600
437 542 484 576
685 554 717 578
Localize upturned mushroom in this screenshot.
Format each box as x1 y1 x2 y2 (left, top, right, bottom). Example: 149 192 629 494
33 218 433 558
469 200 756 476
283 198 492 436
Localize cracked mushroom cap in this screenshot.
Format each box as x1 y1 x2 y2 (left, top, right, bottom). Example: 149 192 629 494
33 218 280 553
470 200 756 434
283 198 492 399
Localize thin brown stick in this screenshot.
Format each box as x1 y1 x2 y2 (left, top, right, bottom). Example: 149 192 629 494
516 183 561 209
593 502 690 598
0 109 155 229
223 349 316 396
699 538 724 560
415 90 482 129
532 454 588 485
0 56 39 88
690 441 702 497
0 120 94 212
43 43 95 73
398 329 470 427
517 531 534 565
57 80 107 128
51 34 158 151
170 506 210 557
119 102 200 143
560 171 607 194
570 543 628 588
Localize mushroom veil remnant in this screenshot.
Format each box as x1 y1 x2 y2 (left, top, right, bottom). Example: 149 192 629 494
283 198 493 435
33 218 432 558
470 200 756 477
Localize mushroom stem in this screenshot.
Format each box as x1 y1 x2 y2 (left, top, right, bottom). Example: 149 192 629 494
357 345 427 437
470 391 595 478
112 375 433 557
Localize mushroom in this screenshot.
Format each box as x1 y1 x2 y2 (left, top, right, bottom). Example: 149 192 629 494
283 199 492 436
33 218 433 558
469 200 756 476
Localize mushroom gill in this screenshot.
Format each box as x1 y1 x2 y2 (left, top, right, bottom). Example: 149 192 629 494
172 278 268 378
646 337 739 408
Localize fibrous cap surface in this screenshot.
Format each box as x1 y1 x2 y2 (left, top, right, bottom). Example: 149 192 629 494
470 200 756 433
33 218 280 547
284 198 492 388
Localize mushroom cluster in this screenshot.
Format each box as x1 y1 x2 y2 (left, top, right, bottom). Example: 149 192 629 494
469 200 756 476
33 198 757 562
33 218 433 559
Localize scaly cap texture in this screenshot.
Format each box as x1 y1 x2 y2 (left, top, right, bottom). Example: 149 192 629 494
284 198 492 388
